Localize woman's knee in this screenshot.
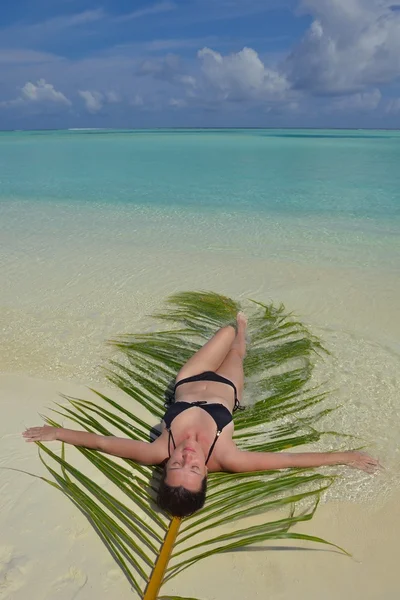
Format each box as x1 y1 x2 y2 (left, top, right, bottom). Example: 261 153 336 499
217 324 235 335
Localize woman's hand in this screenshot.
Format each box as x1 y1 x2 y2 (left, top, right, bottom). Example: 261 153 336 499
344 451 381 473
22 425 58 442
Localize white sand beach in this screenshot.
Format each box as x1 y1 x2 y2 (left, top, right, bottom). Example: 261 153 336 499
1 369 399 600
1 236 400 599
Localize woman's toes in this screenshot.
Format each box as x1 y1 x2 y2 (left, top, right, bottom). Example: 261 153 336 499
237 311 248 327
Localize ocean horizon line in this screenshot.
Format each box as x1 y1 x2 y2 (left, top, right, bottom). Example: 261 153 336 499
1 126 400 133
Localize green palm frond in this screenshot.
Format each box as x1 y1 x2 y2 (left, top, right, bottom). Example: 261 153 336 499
32 291 346 599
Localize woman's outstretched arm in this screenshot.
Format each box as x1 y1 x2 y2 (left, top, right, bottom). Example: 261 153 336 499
220 447 380 474
22 425 164 465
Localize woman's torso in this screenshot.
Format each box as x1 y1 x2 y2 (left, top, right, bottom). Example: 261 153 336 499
159 379 237 471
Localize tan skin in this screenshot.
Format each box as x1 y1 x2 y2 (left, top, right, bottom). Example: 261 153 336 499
23 313 381 493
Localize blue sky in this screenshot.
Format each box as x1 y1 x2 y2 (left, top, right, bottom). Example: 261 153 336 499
1 0 400 128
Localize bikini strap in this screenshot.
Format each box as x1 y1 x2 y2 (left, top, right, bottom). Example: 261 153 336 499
234 401 246 412
167 428 176 458
205 430 221 465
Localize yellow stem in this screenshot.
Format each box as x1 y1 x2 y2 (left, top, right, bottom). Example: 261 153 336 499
143 517 181 600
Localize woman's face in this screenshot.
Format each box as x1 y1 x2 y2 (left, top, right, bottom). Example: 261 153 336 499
165 440 207 491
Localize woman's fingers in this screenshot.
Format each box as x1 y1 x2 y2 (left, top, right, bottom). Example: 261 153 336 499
23 428 41 440
359 454 381 474
23 427 41 436
23 429 42 441
348 451 382 474
365 462 377 474
22 425 57 442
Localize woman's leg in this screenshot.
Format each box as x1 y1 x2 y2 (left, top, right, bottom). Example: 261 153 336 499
176 325 236 382
216 313 247 402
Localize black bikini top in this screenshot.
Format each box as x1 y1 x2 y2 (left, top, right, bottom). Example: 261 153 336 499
163 401 232 464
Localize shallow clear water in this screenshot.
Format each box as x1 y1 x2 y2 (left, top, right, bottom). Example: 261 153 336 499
1 128 399 273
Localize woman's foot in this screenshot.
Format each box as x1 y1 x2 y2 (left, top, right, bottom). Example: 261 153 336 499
236 311 248 329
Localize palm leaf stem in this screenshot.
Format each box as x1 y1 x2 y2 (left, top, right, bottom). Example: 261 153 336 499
143 517 181 600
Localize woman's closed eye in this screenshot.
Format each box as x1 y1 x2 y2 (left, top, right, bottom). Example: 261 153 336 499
171 462 200 474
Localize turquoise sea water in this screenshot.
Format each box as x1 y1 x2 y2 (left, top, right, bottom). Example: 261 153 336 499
1 128 399 275
1 128 399 221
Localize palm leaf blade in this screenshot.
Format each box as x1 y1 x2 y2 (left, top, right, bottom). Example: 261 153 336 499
26 292 348 599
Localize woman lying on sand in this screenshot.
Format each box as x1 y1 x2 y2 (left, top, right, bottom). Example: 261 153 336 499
23 313 379 517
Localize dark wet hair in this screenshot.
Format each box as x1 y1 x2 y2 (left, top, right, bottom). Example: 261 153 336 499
157 467 207 518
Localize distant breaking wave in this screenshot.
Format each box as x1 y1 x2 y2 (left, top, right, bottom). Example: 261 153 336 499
68 128 107 131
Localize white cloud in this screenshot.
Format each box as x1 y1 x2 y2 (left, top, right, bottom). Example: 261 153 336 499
138 54 181 79
159 0 293 25
0 49 62 65
197 47 289 101
105 91 120 103
47 9 106 28
20 79 71 105
25 9 106 32
287 0 400 94
140 37 219 52
284 101 300 113
330 88 382 111
0 10 106 50
134 46 293 109
114 1 177 22
177 74 197 97
78 90 122 112
178 75 197 88
78 90 104 113
169 98 186 107
131 94 144 106
386 97 400 113
0 79 71 110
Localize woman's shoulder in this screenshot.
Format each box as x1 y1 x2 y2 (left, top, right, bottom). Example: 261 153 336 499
149 431 168 461
208 432 236 472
